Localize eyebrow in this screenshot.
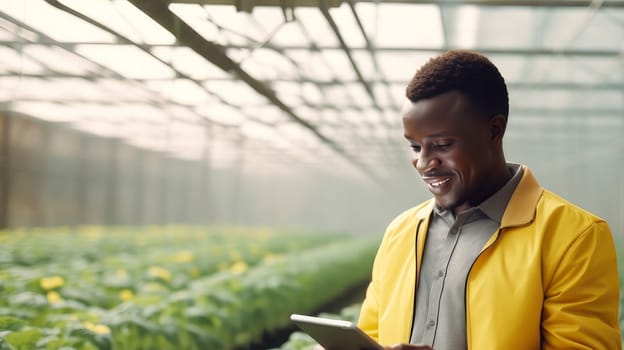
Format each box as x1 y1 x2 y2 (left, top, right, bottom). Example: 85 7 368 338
404 133 451 141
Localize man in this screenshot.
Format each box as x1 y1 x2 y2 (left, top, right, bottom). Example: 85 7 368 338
355 50 622 350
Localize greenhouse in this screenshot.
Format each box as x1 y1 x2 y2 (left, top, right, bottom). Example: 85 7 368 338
1 0 623 349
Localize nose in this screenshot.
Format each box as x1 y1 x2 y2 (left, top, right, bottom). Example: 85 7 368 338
414 149 439 173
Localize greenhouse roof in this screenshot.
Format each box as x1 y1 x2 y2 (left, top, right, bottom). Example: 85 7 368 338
2 0 623 182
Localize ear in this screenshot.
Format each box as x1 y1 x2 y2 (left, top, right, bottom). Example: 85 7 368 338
489 114 507 141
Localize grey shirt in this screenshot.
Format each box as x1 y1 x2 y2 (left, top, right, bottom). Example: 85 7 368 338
410 163 524 350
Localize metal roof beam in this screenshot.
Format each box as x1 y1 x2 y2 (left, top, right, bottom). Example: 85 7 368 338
350 0 624 7
318 0 379 106
169 0 624 7
7 72 623 91
8 40 620 58
222 44 623 57
127 0 381 182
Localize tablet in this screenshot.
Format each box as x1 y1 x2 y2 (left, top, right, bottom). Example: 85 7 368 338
290 314 383 350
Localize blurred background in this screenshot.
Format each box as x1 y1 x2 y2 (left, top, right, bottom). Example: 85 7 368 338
0 0 623 349
1 0 622 235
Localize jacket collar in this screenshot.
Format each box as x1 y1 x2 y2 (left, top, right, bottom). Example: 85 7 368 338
411 164 543 228
500 165 543 228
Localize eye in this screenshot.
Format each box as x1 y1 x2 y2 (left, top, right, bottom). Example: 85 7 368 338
434 142 452 151
410 144 421 152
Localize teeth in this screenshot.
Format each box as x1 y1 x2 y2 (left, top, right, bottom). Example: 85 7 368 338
430 178 450 187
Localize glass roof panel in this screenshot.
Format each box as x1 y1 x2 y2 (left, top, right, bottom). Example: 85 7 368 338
241 48 300 80
200 4 265 43
545 8 624 50
58 0 175 44
327 3 366 47
259 10 308 46
356 3 443 48
519 56 622 84
197 103 245 126
168 4 220 42
75 44 175 79
203 80 268 105
144 79 214 106
294 7 338 46
7 77 110 102
0 47 45 74
284 50 335 81
1 0 622 185
351 51 377 80
300 82 324 105
2 0 116 42
377 52 432 81
22 45 101 75
11 101 80 122
320 49 357 80
453 5 480 48
150 46 230 80
511 89 623 110
273 81 303 106
473 7 542 48
239 104 287 125
96 79 158 101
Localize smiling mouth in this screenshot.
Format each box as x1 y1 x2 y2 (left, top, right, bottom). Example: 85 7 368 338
422 176 452 191
430 178 451 187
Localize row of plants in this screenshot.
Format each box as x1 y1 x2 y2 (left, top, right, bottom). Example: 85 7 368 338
0 226 379 349
0 226 337 309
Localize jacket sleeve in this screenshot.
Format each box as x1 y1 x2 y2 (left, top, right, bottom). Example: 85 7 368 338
357 236 384 342
541 221 622 349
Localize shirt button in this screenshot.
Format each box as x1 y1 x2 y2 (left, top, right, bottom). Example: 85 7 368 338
426 320 436 328
437 270 445 278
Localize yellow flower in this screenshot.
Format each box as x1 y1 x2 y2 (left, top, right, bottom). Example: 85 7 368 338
217 262 229 271
229 251 242 260
46 291 62 304
172 250 194 263
147 266 171 282
119 289 134 301
263 254 283 263
83 322 111 335
116 269 128 279
229 261 248 274
189 267 200 278
40 276 65 290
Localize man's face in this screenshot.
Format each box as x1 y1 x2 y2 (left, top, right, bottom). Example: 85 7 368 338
402 90 500 214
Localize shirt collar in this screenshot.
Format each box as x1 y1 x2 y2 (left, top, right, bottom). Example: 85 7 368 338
478 163 523 223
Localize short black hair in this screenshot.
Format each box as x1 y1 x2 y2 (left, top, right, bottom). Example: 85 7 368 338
405 50 509 120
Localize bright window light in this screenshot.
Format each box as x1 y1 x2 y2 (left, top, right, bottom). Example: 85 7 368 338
455 5 479 48
197 103 245 126
356 3 443 48
169 4 223 44
145 79 213 106
150 46 230 80
57 0 175 44
12 101 80 122
328 3 366 47
1 0 115 42
295 7 339 46
23 45 99 75
0 47 45 74
76 44 175 79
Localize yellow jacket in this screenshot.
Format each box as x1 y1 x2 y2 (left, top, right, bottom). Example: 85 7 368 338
358 166 621 349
